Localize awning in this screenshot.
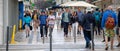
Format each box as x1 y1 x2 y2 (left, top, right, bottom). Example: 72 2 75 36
60 1 97 8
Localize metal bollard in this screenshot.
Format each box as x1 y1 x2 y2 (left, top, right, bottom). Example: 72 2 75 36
6 26 9 51
74 26 76 43
43 26 45 44
6 26 13 51
90 24 94 50
49 27 53 51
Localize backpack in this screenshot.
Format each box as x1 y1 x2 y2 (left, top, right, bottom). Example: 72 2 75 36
105 15 115 29
95 12 100 21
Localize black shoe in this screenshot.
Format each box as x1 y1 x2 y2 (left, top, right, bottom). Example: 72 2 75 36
85 45 89 48
116 43 120 47
105 46 109 50
102 40 105 42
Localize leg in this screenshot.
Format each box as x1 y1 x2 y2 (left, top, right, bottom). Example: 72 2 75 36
110 36 114 50
83 30 91 48
116 27 120 47
63 22 66 36
28 31 34 44
116 35 120 47
105 36 109 50
45 25 48 37
77 24 80 34
98 22 101 35
40 25 43 37
102 30 105 42
66 22 69 36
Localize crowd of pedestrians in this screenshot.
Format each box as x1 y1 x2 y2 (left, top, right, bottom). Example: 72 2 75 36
22 6 120 50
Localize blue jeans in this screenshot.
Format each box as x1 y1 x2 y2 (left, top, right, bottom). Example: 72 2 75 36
40 24 48 37
83 30 91 46
63 22 69 35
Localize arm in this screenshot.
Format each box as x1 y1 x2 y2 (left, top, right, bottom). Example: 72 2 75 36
101 12 106 29
62 13 64 21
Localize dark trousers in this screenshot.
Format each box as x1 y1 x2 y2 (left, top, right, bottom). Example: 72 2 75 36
95 21 100 35
63 22 69 35
83 30 91 46
40 24 48 37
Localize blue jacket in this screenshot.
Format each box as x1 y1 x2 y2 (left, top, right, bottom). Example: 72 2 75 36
101 10 118 29
39 15 48 25
23 16 32 24
83 12 95 31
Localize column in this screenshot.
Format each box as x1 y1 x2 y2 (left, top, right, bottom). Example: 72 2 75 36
0 0 3 45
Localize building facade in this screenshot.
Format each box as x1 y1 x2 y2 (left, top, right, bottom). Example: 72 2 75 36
0 0 19 45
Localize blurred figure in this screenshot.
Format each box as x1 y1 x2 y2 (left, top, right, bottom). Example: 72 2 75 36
77 7 84 34
56 12 62 29
116 7 120 47
32 10 39 32
70 11 78 36
93 8 101 35
82 10 95 48
23 11 32 38
62 8 71 37
39 11 48 37
101 6 118 50
47 11 56 35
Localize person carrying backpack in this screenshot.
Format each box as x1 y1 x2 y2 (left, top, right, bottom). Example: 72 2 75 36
93 8 101 35
101 6 118 50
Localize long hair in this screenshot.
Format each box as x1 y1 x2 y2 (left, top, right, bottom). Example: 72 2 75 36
25 11 31 17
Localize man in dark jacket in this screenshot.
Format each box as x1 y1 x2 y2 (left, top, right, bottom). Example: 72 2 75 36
82 10 95 48
62 8 71 37
116 8 120 47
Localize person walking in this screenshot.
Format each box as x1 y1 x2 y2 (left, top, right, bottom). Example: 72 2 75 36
70 11 78 36
93 8 101 35
47 11 56 35
77 7 84 34
23 11 32 38
39 11 48 37
82 10 95 49
101 6 118 50
32 10 39 32
56 12 62 29
116 7 120 47
62 8 71 37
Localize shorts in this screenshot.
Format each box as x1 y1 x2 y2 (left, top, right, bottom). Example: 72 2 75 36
23 23 32 30
49 24 54 27
104 29 115 37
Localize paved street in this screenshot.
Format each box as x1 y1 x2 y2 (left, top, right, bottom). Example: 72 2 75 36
1 23 120 51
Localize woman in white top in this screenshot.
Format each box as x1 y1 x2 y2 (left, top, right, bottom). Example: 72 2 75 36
56 12 62 29
47 11 55 34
